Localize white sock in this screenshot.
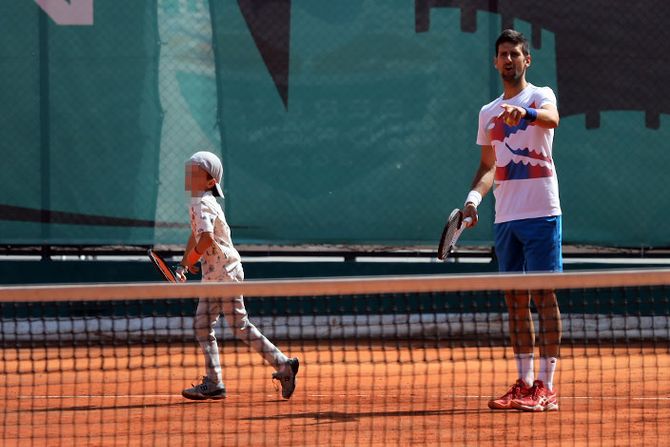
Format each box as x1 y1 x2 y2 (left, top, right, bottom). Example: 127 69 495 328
538 357 558 390
515 353 534 386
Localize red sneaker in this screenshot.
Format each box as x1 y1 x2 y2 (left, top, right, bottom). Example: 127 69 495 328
511 380 559 412
488 379 532 410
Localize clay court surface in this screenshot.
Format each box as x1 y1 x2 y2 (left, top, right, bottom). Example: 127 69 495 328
1 342 668 446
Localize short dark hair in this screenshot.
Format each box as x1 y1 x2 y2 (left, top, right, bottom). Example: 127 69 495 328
495 29 529 56
205 173 218 195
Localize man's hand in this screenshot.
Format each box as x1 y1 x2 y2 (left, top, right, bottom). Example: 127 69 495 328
499 104 527 127
462 203 479 228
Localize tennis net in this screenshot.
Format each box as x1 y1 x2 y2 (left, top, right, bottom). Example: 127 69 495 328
0 269 669 446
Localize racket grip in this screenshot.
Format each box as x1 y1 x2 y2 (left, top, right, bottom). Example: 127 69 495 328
462 217 473 228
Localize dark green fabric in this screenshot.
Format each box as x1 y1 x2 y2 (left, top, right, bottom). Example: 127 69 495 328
1 2 668 248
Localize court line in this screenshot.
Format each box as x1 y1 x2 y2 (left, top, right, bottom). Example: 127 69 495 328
15 393 670 401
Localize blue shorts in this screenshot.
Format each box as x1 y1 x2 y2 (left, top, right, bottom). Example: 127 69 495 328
494 216 563 273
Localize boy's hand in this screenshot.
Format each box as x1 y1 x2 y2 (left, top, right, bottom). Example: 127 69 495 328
176 263 200 282
175 265 188 282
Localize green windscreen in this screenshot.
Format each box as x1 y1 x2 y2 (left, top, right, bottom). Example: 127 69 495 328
1 1 668 248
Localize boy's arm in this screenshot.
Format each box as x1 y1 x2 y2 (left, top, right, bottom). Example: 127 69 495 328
183 233 196 261
192 232 214 258
175 233 196 281
181 232 214 271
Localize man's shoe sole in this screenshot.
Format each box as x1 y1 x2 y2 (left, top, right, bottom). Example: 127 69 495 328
182 391 227 400
512 401 558 412
488 400 517 410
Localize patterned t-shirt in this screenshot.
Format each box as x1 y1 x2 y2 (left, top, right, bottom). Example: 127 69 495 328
476 83 562 224
189 192 241 280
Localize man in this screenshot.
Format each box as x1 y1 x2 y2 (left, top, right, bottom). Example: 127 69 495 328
462 29 562 412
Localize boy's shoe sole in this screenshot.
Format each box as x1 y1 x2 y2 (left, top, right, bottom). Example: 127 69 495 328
273 357 299 399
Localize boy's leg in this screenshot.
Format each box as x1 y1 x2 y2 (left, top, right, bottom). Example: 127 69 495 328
220 265 289 369
193 298 225 385
220 264 299 399
221 294 290 368
182 298 227 400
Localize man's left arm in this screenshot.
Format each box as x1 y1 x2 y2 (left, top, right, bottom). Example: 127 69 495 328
531 103 559 129
499 102 559 129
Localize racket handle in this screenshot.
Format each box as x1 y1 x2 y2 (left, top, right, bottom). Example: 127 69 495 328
462 217 473 229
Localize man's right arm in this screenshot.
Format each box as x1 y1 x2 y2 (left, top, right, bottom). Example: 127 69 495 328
462 145 496 227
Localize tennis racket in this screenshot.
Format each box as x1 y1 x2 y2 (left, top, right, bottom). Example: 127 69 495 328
147 249 177 283
437 208 472 261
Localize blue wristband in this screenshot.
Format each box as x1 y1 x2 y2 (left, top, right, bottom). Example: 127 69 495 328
523 107 538 122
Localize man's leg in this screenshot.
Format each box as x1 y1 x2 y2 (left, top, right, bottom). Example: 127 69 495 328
506 290 535 382
533 289 561 390
488 222 534 409
511 216 562 411
521 216 563 391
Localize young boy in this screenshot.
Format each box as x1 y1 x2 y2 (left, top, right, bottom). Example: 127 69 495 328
177 151 299 400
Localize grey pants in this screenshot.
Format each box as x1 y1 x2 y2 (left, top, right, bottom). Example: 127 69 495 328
194 264 289 384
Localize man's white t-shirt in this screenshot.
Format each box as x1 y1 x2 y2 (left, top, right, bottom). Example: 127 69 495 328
189 192 242 280
476 83 561 224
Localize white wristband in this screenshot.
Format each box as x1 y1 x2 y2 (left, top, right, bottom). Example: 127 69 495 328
464 190 482 208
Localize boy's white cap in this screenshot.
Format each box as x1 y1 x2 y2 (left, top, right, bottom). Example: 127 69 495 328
189 151 224 197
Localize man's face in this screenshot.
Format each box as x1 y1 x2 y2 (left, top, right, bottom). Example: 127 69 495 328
494 42 530 83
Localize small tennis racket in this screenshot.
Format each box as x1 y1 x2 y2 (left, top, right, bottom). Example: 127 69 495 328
147 249 177 283
437 208 472 261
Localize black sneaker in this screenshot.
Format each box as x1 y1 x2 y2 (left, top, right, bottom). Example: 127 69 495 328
182 376 226 400
272 358 299 399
